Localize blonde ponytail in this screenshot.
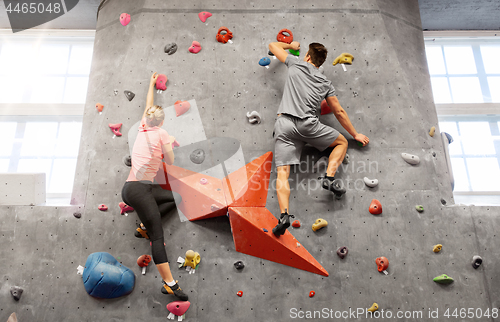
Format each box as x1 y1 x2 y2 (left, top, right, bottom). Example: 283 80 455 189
145 105 165 127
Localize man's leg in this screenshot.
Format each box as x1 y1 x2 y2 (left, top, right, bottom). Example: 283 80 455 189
326 134 348 177
276 165 291 213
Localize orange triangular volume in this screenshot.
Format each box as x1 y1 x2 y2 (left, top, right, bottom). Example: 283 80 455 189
228 207 329 276
161 164 228 221
223 152 273 208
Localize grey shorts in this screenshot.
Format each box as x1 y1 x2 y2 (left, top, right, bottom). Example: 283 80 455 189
274 114 340 167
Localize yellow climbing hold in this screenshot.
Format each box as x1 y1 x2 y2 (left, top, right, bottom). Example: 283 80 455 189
367 303 379 312
429 126 436 137
433 244 442 253
183 250 201 269
312 218 328 231
332 53 354 66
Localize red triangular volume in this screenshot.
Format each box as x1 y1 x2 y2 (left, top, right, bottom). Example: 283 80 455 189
223 152 273 208
228 207 329 276
161 163 228 221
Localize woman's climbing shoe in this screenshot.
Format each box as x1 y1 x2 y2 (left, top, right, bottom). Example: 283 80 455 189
272 210 294 236
162 281 189 301
134 223 149 239
321 177 346 199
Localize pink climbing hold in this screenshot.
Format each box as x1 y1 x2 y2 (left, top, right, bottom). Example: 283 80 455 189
320 99 331 115
109 123 122 136
119 202 134 215
172 139 180 148
174 100 191 117
98 204 108 211
188 41 202 54
200 178 208 185
156 74 167 91
198 11 212 23
120 13 131 26
167 301 191 317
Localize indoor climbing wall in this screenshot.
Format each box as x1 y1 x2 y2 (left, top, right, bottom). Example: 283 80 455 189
2 0 500 321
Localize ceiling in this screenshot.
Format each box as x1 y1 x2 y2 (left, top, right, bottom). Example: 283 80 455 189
0 0 499 31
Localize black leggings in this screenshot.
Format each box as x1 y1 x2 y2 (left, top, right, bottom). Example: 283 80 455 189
121 181 180 264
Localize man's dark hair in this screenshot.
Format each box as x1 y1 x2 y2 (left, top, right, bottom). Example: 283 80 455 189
307 43 328 67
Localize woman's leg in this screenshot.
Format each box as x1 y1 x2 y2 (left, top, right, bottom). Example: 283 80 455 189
151 185 182 217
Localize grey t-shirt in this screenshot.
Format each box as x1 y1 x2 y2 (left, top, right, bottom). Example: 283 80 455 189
277 54 336 119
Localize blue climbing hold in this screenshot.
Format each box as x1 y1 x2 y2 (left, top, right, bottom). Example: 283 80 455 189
259 57 271 67
82 252 135 299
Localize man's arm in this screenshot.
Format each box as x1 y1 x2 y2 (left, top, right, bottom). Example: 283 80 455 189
326 96 370 146
142 72 158 120
269 41 300 63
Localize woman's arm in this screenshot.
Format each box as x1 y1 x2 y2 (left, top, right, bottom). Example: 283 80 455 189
142 72 158 120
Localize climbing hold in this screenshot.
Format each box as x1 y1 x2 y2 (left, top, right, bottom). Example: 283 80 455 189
363 177 378 188
119 202 134 215
188 41 202 54
98 204 108 211
291 220 301 228
124 90 135 101
216 26 233 44
190 148 205 164
429 126 436 137
7 313 17 322
156 74 167 91
433 244 442 253
401 153 420 165
309 291 315 298
332 53 354 66
263 228 268 232
237 291 243 297
200 178 208 185
164 43 177 55
375 256 389 272
342 153 350 164
82 252 135 298
137 254 151 275
74 212 82 219
367 303 379 312
174 100 191 117
183 250 201 269
433 274 454 284
337 246 348 259
246 111 262 124
259 57 271 67
10 286 23 301
119 13 131 26
312 218 328 232
320 99 331 115
95 103 103 113
289 49 300 56
172 140 180 148
472 255 482 269
114 89 118 96
369 199 382 215
277 28 293 44
441 198 447 205
123 155 132 167
109 123 122 136
268 50 274 56
167 301 191 320
357 141 364 147
415 205 424 212
198 11 212 23
234 261 245 270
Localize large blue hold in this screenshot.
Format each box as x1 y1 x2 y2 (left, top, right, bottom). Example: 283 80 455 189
259 57 271 66
82 252 135 299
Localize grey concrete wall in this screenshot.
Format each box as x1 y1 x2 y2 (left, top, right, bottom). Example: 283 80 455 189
2 1 500 321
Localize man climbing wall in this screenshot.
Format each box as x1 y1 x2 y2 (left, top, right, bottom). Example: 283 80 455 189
268 40 370 236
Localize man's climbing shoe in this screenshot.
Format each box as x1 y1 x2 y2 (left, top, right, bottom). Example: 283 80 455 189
321 176 346 199
272 210 294 236
134 224 149 239
162 281 189 301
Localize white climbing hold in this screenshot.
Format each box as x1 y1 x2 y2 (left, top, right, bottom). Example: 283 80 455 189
401 153 420 165
342 153 350 164
363 177 378 188
246 111 261 124
77 265 84 275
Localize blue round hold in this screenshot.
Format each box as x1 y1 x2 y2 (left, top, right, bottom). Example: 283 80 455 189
259 57 271 66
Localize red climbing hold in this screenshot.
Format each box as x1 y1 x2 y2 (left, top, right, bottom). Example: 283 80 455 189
167 301 191 316
98 204 108 211
216 27 233 44
96 103 103 113
188 41 202 54
320 99 331 115
277 29 293 44
369 199 382 215
109 123 122 136
137 254 151 268
376 256 389 272
309 291 315 298
292 220 301 228
119 202 134 215
174 100 191 117
156 74 167 91
120 13 131 26
237 291 243 297
198 11 212 23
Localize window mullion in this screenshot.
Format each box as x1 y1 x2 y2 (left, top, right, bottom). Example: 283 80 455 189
472 44 492 103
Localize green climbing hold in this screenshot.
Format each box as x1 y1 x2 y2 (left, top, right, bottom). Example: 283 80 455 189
433 274 454 284
357 141 364 147
415 205 424 212
289 49 300 56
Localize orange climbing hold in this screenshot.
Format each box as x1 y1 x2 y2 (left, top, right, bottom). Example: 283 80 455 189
369 199 382 215
96 103 103 113
237 290 243 297
309 291 315 298
216 27 233 44
109 123 122 136
292 220 301 228
277 28 293 44
174 100 191 117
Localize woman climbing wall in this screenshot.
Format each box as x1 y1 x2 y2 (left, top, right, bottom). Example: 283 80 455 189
121 72 188 301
